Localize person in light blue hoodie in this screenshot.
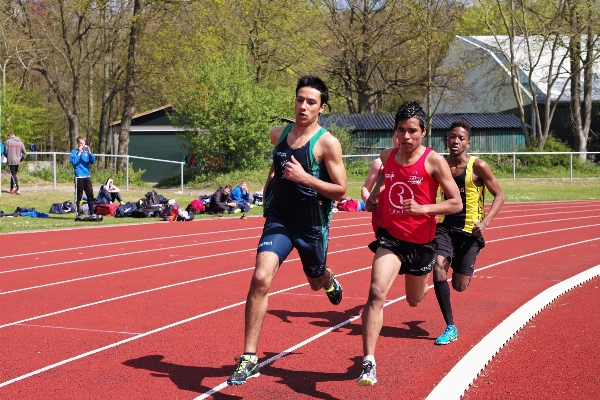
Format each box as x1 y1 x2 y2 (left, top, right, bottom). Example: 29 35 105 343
70 136 96 215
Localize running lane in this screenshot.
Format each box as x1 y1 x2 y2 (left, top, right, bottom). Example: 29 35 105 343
0 202 598 399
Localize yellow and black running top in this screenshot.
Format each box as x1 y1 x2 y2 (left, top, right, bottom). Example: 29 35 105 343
439 156 485 234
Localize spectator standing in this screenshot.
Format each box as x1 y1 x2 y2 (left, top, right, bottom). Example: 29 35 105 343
4 132 27 195
29 142 37 161
70 136 96 215
208 185 235 217
230 181 252 219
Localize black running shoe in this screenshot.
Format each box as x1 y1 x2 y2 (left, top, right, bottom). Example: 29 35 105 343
324 274 343 305
227 355 260 385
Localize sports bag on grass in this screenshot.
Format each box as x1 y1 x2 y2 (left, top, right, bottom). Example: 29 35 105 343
95 203 119 216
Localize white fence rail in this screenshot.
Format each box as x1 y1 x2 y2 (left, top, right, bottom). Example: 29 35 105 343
3 152 185 192
343 151 600 180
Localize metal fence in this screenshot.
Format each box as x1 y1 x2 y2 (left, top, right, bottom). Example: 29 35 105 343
343 151 600 180
1 152 185 192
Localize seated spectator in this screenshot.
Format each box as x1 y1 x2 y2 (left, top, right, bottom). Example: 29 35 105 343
208 185 236 217
230 181 252 218
98 178 123 204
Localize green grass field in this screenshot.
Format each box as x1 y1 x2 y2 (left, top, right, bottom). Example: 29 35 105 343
1 177 598 233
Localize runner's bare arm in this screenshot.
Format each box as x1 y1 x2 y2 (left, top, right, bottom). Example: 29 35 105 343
472 158 505 235
404 151 461 215
365 148 393 211
361 158 383 202
284 133 347 201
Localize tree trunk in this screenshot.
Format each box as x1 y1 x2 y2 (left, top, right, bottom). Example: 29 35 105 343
117 0 142 172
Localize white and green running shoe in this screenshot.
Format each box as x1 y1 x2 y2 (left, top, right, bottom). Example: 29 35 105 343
227 355 260 385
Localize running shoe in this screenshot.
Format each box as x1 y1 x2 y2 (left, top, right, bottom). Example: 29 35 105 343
227 355 260 385
357 360 377 386
240 212 247 219
324 273 343 305
434 324 458 345
10 188 17 195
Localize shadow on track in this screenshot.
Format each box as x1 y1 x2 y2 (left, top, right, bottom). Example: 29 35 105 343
122 354 242 399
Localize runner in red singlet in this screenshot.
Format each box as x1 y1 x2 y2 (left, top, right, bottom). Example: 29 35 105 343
357 102 462 387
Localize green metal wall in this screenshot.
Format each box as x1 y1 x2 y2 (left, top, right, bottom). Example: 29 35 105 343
128 132 187 182
350 128 525 154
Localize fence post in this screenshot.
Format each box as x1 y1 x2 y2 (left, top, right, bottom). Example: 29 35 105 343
180 162 184 193
513 153 516 180
126 156 130 190
570 153 573 180
53 152 57 189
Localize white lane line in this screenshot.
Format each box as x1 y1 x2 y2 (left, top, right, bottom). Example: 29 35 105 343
3 218 370 259
15 324 142 335
493 208 600 220
489 217 600 230
0 248 256 295
0 231 372 293
0 265 371 389
497 202 598 214
1 227 263 259
425 263 600 400
195 238 600 399
0 246 368 329
2 237 597 390
486 223 600 242
0 223 371 274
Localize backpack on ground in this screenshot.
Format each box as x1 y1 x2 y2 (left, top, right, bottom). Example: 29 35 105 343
337 199 359 212
95 203 119 216
186 199 205 214
115 202 138 217
145 190 160 205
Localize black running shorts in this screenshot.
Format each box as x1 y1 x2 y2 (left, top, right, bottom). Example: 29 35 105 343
435 224 485 276
375 228 436 276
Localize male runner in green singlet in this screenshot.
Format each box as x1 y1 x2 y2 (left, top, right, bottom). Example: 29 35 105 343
433 120 505 345
227 75 348 385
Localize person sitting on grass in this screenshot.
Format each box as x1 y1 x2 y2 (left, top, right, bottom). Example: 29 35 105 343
98 178 123 204
208 185 236 218
230 181 252 219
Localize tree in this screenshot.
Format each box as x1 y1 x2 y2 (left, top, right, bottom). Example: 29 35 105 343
168 48 289 172
567 0 599 161
2 0 97 150
480 0 574 149
314 0 420 114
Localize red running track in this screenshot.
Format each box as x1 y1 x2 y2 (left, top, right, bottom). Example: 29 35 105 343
0 200 599 399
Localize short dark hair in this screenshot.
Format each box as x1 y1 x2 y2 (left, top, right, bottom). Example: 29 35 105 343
224 185 232 190
394 102 427 131
449 120 472 138
296 75 329 106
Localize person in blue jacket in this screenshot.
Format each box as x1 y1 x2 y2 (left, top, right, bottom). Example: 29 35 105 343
230 181 252 218
70 136 96 215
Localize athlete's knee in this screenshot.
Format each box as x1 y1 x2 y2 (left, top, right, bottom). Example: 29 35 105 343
452 281 469 292
407 287 428 307
367 282 388 305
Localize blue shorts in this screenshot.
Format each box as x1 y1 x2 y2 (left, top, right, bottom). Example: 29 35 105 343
376 228 437 276
257 214 328 278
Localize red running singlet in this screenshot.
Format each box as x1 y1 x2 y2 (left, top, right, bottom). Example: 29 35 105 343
380 147 438 244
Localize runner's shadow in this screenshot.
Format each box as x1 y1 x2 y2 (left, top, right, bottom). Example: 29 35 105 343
259 352 364 400
122 354 242 399
268 308 432 340
268 304 364 325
